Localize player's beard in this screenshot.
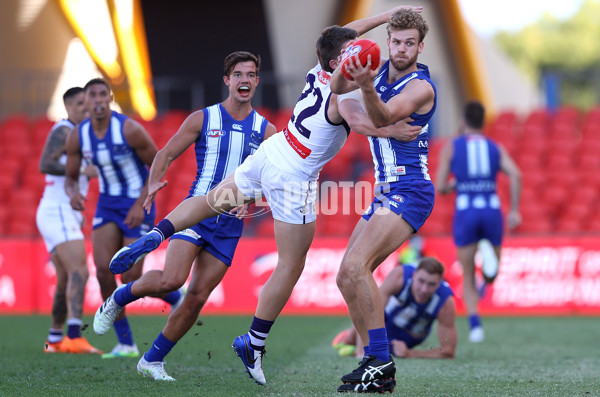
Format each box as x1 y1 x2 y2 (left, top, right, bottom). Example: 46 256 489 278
389 51 418 73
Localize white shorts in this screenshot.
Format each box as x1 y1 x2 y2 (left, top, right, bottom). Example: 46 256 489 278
36 199 85 253
234 145 317 224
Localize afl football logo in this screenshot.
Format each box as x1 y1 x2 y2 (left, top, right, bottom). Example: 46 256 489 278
344 44 361 57
207 129 225 138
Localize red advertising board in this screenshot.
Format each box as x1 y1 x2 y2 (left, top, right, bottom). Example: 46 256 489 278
1 236 600 316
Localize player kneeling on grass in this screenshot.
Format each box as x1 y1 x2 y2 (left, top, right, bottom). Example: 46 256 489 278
333 258 457 359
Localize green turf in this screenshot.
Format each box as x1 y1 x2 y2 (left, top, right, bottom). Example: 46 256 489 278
1 315 599 396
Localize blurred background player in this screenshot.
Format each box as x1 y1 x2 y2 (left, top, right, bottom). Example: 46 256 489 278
65 78 183 358
93 51 276 381
37 86 101 354
435 100 521 343
333 257 456 359
398 234 428 266
105 5 422 389
331 8 436 392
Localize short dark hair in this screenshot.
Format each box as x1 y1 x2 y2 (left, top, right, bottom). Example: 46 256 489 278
387 9 429 42
63 87 83 104
224 51 261 77
84 78 110 92
316 25 358 73
416 257 444 277
464 101 485 129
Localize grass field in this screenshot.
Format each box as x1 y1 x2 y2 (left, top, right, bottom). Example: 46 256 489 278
1 315 600 396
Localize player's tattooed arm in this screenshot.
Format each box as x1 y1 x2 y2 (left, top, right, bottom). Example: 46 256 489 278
39 126 69 175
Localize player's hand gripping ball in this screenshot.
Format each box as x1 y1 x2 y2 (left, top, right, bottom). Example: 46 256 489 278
340 38 381 80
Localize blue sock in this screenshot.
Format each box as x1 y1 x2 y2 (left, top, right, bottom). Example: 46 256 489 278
248 316 274 351
368 328 390 362
66 318 82 339
469 314 482 329
153 219 175 241
114 317 135 346
162 289 182 305
114 282 140 307
144 332 176 362
363 345 370 355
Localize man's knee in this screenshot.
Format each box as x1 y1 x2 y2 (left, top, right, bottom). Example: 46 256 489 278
179 291 209 313
158 276 187 294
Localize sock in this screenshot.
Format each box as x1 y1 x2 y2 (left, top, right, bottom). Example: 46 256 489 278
48 328 63 343
114 317 135 346
469 314 482 330
162 289 182 305
248 316 274 351
66 318 82 339
144 332 177 362
153 219 175 242
363 345 370 355
368 328 390 362
114 282 140 307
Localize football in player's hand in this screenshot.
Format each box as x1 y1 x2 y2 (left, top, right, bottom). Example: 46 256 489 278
340 39 381 80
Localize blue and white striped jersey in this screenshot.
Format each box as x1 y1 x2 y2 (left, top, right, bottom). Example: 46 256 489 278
79 111 149 209
384 264 453 346
369 61 437 184
189 103 267 197
451 134 501 211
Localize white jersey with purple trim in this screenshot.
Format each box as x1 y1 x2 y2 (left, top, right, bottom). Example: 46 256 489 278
264 64 350 181
41 119 90 203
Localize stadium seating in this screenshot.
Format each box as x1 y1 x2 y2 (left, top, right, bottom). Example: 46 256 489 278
1 106 599 237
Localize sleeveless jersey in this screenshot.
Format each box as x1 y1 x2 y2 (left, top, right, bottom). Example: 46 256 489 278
190 103 268 197
41 119 89 203
384 264 453 346
451 134 501 211
78 111 149 209
264 64 350 180
370 61 437 184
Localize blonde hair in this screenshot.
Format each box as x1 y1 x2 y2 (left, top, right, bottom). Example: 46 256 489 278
387 9 429 42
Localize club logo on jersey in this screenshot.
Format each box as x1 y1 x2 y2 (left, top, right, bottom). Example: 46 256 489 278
390 166 406 176
232 124 243 131
207 129 226 138
250 131 262 144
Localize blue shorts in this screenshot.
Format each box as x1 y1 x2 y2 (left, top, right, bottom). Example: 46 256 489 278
170 214 243 266
93 198 156 239
453 208 503 246
362 180 435 232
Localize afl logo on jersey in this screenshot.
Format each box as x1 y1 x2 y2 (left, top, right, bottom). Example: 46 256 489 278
391 194 404 203
207 129 226 138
